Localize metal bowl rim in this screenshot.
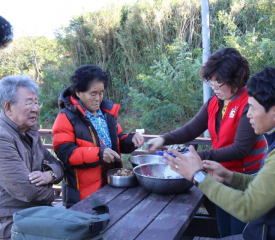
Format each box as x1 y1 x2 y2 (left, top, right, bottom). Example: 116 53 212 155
133 163 184 180
107 168 135 178
129 155 163 164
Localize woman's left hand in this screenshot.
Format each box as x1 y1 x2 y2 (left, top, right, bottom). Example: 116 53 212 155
132 133 145 148
163 146 203 181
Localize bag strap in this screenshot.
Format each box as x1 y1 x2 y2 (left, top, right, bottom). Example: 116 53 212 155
91 198 110 215
90 198 110 233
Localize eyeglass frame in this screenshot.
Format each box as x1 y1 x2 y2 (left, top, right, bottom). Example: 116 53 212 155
24 102 43 109
204 79 226 90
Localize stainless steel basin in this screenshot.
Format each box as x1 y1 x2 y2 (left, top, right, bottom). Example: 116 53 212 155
133 163 193 194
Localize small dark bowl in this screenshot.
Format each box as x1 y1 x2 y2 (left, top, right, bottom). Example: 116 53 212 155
129 155 164 168
107 168 138 188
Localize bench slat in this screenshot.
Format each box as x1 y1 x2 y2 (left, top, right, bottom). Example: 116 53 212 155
195 234 243 240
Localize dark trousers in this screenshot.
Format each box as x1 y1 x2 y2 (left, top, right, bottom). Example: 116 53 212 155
216 205 247 237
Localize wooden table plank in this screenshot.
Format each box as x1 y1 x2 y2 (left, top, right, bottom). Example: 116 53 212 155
70 185 127 214
70 185 205 240
104 186 151 230
101 193 176 240
70 185 151 230
136 187 204 240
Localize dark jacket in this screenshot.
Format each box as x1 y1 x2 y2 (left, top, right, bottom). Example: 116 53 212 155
0 112 64 219
243 130 275 240
52 87 136 207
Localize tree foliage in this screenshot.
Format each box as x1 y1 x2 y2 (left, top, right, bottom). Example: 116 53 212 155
0 37 60 80
129 41 203 133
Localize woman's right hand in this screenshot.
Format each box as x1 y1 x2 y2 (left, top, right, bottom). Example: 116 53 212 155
146 137 165 153
103 148 121 163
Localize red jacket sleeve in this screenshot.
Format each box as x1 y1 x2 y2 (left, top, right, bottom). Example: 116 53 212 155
52 113 101 168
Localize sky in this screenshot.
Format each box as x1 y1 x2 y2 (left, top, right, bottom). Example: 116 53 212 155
2 0 135 39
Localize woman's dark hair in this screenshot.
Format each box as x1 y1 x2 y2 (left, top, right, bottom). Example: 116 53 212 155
247 67 275 113
70 65 109 98
0 16 13 49
200 47 250 89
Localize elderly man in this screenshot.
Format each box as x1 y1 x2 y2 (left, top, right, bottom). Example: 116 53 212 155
164 67 275 240
0 76 64 239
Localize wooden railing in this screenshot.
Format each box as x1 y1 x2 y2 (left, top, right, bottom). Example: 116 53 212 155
38 129 212 153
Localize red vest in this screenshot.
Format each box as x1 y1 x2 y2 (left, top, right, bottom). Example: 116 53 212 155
208 87 266 173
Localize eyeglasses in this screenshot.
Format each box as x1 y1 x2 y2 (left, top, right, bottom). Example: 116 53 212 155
204 79 226 90
25 102 43 109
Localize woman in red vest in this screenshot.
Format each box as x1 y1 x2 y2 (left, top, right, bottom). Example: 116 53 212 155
147 47 267 237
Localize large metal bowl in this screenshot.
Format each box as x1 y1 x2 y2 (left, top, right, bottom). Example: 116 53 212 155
107 168 138 188
129 155 164 168
133 163 193 195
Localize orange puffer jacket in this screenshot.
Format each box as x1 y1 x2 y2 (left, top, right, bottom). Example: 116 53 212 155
52 87 136 208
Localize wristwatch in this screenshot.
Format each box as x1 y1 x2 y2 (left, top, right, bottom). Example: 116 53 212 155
193 170 207 187
49 170 57 184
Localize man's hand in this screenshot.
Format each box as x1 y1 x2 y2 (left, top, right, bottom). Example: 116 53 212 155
103 148 121 163
146 137 165 153
132 133 145 148
29 171 52 186
202 160 233 184
163 146 203 181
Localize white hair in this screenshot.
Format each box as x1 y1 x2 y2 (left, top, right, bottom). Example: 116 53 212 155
0 75 39 111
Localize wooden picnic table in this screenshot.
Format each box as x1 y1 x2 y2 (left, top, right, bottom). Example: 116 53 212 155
70 184 205 240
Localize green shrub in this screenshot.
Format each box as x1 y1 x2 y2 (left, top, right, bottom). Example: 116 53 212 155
129 40 203 134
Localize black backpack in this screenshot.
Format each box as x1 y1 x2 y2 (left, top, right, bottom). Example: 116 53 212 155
11 198 110 240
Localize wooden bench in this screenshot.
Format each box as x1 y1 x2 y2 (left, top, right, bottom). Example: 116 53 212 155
53 184 62 196
182 196 219 239
38 129 212 152
193 235 243 240
183 215 219 238
52 185 64 207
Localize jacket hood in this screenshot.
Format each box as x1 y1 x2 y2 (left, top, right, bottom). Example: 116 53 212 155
58 87 120 118
58 87 72 110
